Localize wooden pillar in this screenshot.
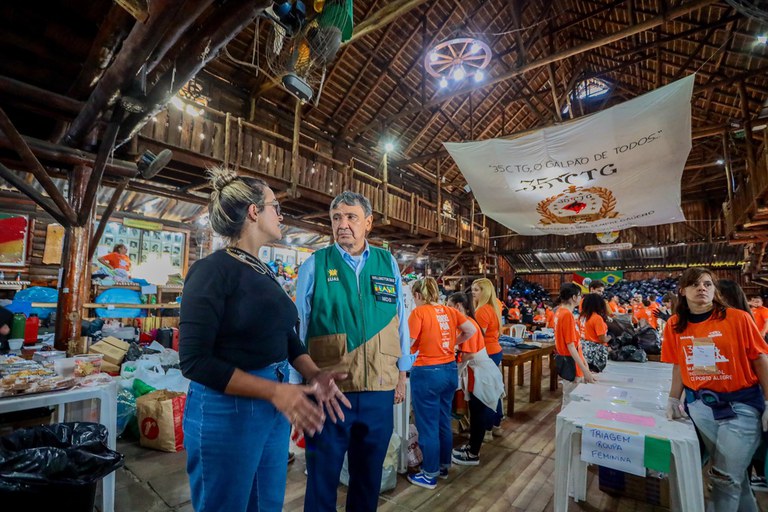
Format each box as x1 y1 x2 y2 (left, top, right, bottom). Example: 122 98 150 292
290 98 301 196
722 131 733 201
436 159 442 241
224 112 231 168
55 164 92 353
470 198 475 247
738 81 756 175
382 152 389 224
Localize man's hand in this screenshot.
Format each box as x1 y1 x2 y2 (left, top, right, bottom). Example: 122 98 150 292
0 324 9 336
394 371 407 404
308 371 351 423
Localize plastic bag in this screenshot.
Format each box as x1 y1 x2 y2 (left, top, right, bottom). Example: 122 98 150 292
406 424 422 468
133 362 189 393
0 422 124 490
636 327 661 355
339 432 400 492
116 388 136 437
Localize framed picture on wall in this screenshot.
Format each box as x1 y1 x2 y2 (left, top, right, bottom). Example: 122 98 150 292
0 213 29 267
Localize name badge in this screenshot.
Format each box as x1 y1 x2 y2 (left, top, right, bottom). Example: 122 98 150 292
371 275 397 303
691 337 718 375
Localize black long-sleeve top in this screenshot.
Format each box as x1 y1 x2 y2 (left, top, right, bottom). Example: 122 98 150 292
179 249 307 392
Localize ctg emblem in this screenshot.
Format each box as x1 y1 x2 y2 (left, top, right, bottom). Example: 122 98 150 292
327 268 339 282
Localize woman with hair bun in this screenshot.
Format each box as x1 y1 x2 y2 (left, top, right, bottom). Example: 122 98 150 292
179 167 350 512
406 277 477 489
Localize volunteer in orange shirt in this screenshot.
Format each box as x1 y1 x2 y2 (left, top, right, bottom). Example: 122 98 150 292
533 308 546 325
749 295 768 338
447 292 503 466
663 267 768 512
472 278 504 437
545 303 556 329
407 277 476 489
640 299 659 330
607 295 621 316
507 305 521 323
554 283 595 407
579 293 610 373
98 243 131 276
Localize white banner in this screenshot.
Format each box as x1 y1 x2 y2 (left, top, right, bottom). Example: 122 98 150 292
444 75 695 235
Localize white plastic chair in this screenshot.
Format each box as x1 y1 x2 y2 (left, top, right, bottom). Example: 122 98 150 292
510 324 527 338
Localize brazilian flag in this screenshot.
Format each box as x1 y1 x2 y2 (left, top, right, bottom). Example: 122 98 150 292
572 271 623 293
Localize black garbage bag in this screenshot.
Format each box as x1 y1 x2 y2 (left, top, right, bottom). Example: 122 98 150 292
636 327 662 355
616 345 648 363
0 422 124 510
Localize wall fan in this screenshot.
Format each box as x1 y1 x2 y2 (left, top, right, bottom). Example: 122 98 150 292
264 0 352 103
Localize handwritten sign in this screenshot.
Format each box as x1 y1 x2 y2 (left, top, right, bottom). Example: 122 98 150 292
581 425 646 476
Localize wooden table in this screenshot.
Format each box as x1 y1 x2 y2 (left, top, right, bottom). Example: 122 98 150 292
501 342 557 416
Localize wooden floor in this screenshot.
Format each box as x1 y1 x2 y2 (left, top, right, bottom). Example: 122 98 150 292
283 362 768 512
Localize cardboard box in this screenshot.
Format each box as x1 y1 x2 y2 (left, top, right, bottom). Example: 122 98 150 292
89 336 131 365
101 360 121 374
598 466 670 509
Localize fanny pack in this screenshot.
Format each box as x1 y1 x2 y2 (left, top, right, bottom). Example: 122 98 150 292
554 354 576 382
684 385 765 421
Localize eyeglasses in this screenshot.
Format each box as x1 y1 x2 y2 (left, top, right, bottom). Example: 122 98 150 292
261 200 281 216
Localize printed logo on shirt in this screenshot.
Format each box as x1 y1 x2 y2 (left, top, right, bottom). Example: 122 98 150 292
371 275 397 303
327 269 339 282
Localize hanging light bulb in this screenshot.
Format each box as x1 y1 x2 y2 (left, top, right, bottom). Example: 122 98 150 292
757 34 768 44
185 104 201 116
474 70 484 82
439 76 448 88
453 66 466 81
470 42 481 54
429 51 438 62
170 96 184 110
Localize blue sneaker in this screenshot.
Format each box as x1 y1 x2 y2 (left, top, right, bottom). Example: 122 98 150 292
407 471 437 489
439 467 449 480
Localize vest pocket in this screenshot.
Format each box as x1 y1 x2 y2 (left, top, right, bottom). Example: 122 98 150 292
308 334 347 367
378 320 402 358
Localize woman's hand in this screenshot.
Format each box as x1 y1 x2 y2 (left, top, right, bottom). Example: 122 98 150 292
394 371 407 404
583 371 597 384
308 371 351 423
271 383 326 436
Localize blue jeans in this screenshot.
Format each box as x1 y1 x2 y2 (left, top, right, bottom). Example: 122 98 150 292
489 351 504 427
410 361 458 477
183 361 291 512
688 399 762 512
304 390 394 512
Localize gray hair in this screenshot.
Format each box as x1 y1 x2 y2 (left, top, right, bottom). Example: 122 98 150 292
330 191 372 217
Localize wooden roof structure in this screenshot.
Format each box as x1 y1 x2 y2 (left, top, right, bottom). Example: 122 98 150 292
2 0 768 347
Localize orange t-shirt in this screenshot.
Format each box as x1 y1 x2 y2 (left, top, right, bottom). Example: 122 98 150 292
102 252 131 271
533 314 546 324
751 306 768 333
458 317 485 392
545 308 555 329
409 304 467 366
555 307 585 377
661 308 768 392
608 301 619 315
642 307 659 329
475 303 501 355
507 308 521 321
580 313 608 344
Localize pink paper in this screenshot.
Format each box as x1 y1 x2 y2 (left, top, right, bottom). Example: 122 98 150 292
596 409 656 427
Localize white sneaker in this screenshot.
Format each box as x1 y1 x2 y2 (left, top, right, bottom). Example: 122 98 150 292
484 430 494 442
492 426 503 437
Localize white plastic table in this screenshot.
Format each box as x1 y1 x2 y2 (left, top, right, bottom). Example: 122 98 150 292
0 382 118 512
554 362 704 512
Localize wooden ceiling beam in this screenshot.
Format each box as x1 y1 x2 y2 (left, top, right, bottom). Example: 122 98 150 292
0 107 78 225
344 0 430 46
118 1 271 146
352 0 719 140
339 0 454 137
63 0 194 146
